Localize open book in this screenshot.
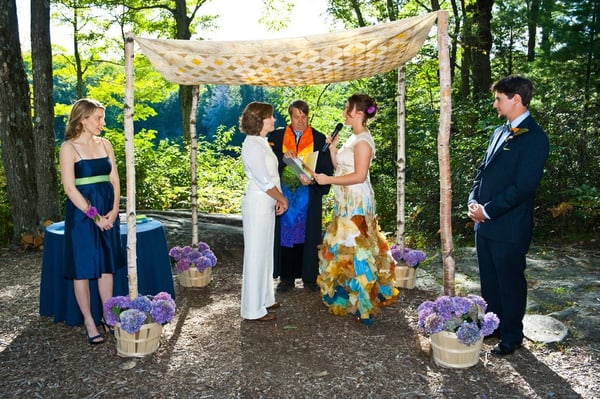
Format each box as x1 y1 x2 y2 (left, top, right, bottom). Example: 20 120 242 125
283 151 318 181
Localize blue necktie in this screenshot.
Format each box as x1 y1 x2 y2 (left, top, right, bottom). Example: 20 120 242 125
294 130 302 145
486 123 511 164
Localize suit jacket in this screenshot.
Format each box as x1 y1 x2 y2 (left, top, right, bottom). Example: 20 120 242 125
468 115 549 249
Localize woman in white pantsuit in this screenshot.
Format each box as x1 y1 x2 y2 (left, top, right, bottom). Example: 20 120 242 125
239 102 289 321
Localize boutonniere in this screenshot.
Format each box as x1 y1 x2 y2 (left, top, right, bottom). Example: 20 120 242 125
504 127 529 143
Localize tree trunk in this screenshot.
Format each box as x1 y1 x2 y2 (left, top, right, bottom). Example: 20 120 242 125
72 7 84 99
449 0 461 81
396 65 406 251
459 0 472 98
124 33 139 299
31 0 61 223
190 86 199 247
174 0 193 143
0 0 39 245
527 0 540 61
437 11 456 296
472 0 493 99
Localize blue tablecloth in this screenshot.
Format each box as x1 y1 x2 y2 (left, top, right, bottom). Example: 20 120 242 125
39 219 176 326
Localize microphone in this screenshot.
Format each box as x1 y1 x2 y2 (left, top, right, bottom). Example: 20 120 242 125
321 123 344 151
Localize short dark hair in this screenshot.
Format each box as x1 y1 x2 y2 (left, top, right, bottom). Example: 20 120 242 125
288 100 309 117
239 102 273 136
491 75 533 106
347 93 377 124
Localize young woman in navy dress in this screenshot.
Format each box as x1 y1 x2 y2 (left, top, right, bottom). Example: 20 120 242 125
59 99 124 344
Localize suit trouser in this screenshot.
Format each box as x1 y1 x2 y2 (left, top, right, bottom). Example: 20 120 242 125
476 233 527 345
280 244 305 282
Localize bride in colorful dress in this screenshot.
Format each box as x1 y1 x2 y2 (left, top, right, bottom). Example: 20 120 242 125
313 93 398 324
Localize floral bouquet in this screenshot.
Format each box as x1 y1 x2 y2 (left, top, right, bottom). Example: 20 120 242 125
417 294 499 346
169 243 217 273
390 244 426 267
103 292 176 334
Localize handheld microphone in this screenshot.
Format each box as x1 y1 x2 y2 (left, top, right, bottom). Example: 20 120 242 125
322 123 344 151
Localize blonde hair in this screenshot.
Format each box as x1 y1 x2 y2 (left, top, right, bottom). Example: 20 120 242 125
65 98 105 140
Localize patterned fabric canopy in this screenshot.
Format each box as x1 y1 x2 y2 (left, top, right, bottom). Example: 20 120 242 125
134 12 439 87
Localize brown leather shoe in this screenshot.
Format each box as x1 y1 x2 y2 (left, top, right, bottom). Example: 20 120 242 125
255 313 276 322
266 302 281 310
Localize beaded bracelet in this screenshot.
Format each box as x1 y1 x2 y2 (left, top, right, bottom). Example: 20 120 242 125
85 206 101 223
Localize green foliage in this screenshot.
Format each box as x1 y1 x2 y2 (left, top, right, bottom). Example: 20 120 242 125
4 0 597 247
104 128 244 213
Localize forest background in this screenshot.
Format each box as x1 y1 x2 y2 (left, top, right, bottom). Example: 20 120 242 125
0 0 598 250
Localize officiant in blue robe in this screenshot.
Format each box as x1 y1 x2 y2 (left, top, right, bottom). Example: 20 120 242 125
268 100 334 292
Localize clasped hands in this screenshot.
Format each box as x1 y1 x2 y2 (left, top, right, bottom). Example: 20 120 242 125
96 209 118 231
467 202 486 224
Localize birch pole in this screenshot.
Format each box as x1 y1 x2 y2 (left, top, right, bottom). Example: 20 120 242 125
396 65 407 252
124 33 139 299
436 11 456 296
190 85 199 247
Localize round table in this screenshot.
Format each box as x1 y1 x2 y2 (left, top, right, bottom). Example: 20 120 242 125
39 219 176 326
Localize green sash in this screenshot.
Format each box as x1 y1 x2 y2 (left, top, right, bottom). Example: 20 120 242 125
75 175 110 185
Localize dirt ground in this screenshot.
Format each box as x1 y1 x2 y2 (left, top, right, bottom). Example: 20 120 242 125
0 212 598 399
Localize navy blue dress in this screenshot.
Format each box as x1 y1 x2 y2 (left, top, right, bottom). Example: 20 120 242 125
63 158 125 279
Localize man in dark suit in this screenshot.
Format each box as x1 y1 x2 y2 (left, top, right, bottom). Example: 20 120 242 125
268 100 334 293
468 75 549 356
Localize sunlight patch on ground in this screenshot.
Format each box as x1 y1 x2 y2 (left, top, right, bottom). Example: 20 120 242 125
0 284 33 353
162 292 242 380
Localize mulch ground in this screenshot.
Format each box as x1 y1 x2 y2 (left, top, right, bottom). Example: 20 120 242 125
0 213 598 398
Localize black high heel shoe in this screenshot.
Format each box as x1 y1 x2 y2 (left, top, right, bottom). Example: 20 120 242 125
84 326 105 345
101 318 115 336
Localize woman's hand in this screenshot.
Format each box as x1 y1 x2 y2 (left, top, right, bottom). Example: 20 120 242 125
298 174 313 186
275 199 288 216
95 215 114 231
313 173 332 186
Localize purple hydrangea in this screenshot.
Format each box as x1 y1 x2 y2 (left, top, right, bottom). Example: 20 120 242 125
131 295 153 312
468 294 488 313
481 312 500 336
423 313 445 334
417 294 497 345
403 249 426 266
197 242 210 252
104 292 176 333
390 245 403 263
150 299 176 325
456 321 482 346
169 243 218 273
120 309 147 334
452 296 474 317
389 244 426 267
433 295 455 320
153 291 175 304
103 296 132 327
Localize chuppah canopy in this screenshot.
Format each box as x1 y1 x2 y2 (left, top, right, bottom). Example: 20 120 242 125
134 12 439 87
124 10 456 296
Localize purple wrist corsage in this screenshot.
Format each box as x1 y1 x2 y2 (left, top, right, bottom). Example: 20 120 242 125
85 206 101 223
